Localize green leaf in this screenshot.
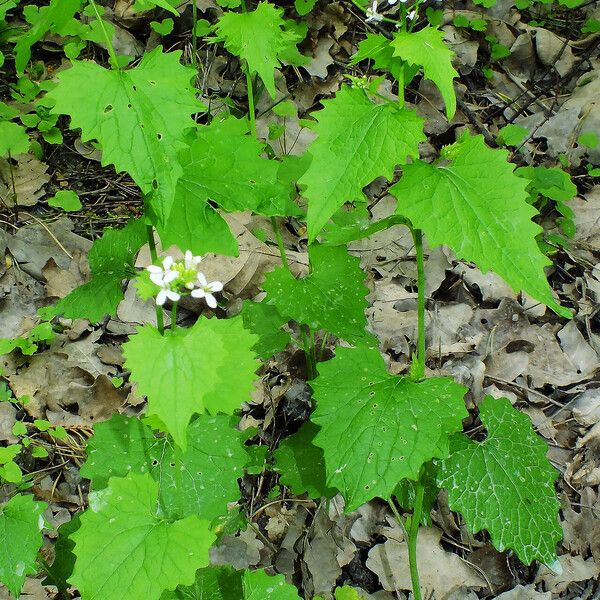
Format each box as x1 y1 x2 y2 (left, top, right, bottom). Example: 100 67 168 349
50 218 147 323
263 244 369 342
48 190 82 211
82 413 250 521
241 300 291 358
48 47 202 226
350 33 418 85
496 124 528 147
161 567 300 600
0 1 16 20
123 316 259 449
273 422 336 498
161 565 243 599
516 166 577 202
299 86 424 241
70 473 216 600
391 133 571 318
577 131 599 149
14 0 82 74
334 588 369 600
390 27 458 119
310 344 467 511
133 0 179 15
295 0 317 15
157 117 298 256
438 397 562 565
0 121 29 156
151 18 175 36
321 204 409 246
243 569 300 599
0 494 48 598
214 2 306 98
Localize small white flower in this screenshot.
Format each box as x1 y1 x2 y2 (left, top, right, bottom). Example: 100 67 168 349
156 286 180 306
407 8 416 19
183 250 202 270
191 272 223 309
366 1 383 22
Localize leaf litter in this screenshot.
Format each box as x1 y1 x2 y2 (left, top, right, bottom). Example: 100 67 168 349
1 0 600 599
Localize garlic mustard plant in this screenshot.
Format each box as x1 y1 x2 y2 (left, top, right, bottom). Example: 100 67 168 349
0 0 579 599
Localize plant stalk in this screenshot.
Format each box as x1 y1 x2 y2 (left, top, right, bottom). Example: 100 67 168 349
191 0 198 73
271 217 289 271
407 482 425 600
89 0 120 70
146 224 164 335
412 227 426 380
171 301 177 331
245 67 257 138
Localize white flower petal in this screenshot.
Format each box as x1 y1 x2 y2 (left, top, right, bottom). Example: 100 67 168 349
149 272 164 286
185 250 193 262
197 272 208 287
147 265 162 274
163 256 174 270
208 281 223 293
190 289 204 299
205 294 217 308
167 290 181 302
156 290 168 306
163 270 178 284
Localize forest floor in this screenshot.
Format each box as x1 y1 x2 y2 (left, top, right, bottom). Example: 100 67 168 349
1 0 600 599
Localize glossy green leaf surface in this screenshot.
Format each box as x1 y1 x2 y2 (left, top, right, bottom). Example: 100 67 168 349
48 47 202 225
263 244 369 342
0 494 47 598
70 473 216 600
299 85 424 241
50 218 146 323
391 27 458 119
438 397 562 565
124 317 259 449
311 344 467 510
391 133 571 318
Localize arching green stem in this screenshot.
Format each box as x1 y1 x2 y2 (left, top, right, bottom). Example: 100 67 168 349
411 227 426 380
407 482 425 600
88 0 120 69
145 224 164 335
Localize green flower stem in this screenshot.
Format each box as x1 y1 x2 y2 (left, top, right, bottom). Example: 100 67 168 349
245 66 257 138
145 224 164 335
88 0 120 70
271 217 290 271
299 326 316 380
191 0 198 73
408 482 425 600
412 227 426 380
171 302 177 331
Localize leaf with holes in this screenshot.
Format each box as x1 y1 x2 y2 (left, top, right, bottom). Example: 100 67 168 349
263 244 369 342
123 316 259 449
82 413 250 521
299 86 424 241
70 473 216 600
438 397 562 565
310 344 467 511
0 494 47 598
157 116 299 256
48 218 146 323
48 47 202 226
214 2 306 99
391 133 571 318
390 26 458 119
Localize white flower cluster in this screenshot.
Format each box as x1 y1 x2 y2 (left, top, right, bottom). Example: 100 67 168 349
146 251 223 308
366 0 413 23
